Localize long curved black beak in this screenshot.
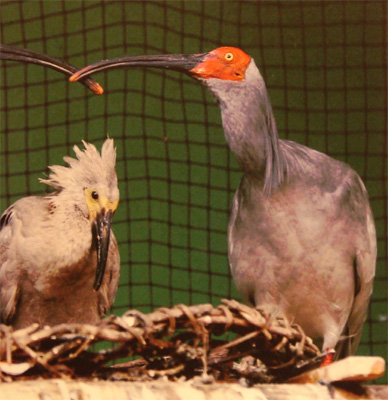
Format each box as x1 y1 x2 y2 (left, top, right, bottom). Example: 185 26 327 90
0 44 103 95
70 52 208 82
93 209 113 291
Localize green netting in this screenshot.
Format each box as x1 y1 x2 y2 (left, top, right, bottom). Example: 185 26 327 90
0 0 386 381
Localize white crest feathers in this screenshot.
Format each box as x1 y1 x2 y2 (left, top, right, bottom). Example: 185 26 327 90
40 138 117 191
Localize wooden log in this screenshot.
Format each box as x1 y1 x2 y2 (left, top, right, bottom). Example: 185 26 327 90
287 356 386 384
0 379 387 400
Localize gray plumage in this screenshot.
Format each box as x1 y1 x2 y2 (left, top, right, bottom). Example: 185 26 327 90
0 139 120 329
70 46 376 358
206 54 376 358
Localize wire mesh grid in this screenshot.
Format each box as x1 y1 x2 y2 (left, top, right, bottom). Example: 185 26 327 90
0 0 386 380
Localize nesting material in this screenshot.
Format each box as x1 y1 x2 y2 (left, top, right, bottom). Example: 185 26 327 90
0 299 324 383
1 299 384 385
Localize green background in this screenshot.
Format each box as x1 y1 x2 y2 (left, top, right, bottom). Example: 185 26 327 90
1 0 386 381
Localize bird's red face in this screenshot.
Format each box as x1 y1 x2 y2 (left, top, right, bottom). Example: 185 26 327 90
189 47 251 82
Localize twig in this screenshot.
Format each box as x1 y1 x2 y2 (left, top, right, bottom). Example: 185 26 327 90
0 300 320 383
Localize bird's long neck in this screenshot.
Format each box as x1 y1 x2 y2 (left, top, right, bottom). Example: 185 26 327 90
205 61 286 194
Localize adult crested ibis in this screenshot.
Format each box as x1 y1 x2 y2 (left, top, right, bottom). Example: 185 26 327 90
0 139 120 328
0 44 103 94
71 47 376 359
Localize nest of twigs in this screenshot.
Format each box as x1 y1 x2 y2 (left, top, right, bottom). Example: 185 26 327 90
0 299 322 383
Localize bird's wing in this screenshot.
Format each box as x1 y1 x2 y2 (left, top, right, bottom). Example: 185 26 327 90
97 231 120 317
336 176 377 358
0 197 52 325
0 204 21 324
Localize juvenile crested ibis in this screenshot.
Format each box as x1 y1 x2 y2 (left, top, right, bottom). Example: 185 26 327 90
0 139 120 328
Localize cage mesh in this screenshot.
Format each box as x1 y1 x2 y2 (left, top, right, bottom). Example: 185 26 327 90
0 0 386 382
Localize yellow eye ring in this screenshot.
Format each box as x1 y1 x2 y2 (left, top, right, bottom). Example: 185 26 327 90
225 53 234 61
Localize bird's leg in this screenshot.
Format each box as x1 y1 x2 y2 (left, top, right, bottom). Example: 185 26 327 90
320 348 335 367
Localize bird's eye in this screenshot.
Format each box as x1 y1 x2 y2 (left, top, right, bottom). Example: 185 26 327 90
225 53 234 61
91 191 99 200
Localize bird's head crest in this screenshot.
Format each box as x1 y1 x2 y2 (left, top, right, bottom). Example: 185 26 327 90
40 138 118 193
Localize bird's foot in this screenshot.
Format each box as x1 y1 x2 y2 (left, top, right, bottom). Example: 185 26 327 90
320 348 335 367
